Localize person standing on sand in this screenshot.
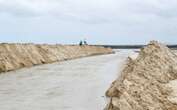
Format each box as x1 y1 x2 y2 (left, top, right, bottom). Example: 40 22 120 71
79 40 83 46
83 39 88 45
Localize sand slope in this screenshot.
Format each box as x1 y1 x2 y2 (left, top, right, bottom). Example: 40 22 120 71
105 41 177 110
0 43 112 73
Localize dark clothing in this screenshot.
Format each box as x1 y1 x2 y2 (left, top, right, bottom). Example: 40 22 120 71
79 41 83 46
84 41 87 45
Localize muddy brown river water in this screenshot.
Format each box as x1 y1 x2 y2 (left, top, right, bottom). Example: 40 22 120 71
0 50 133 110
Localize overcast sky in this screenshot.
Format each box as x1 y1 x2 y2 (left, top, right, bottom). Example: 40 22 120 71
0 0 177 44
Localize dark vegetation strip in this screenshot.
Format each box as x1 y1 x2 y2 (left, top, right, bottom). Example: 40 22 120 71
94 45 177 49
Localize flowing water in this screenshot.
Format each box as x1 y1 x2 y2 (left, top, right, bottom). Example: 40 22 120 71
0 50 133 110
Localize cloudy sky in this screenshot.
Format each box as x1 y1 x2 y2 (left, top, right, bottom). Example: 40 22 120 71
0 0 177 44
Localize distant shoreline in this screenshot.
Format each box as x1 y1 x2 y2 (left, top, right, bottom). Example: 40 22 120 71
94 45 177 49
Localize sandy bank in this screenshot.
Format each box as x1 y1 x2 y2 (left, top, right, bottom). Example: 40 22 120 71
0 43 112 73
105 41 177 110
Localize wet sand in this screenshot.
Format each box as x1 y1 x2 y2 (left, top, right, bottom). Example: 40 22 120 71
0 50 132 110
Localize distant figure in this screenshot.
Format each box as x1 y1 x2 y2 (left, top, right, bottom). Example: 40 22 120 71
83 39 88 45
79 40 83 46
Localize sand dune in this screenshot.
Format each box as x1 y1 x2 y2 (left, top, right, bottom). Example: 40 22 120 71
105 41 177 110
0 43 112 73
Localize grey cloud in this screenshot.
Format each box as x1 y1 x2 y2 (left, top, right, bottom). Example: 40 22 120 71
0 1 39 17
0 0 177 25
1 0 177 45
128 0 177 18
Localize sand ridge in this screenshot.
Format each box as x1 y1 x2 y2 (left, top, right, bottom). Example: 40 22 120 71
105 41 177 110
0 43 112 73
